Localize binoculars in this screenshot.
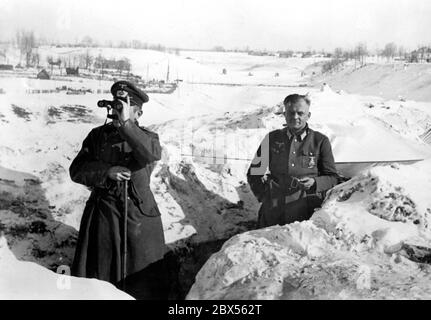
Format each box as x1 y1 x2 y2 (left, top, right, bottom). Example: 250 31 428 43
97 99 124 111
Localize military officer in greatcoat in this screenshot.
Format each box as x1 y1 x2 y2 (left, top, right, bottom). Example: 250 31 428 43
70 81 167 299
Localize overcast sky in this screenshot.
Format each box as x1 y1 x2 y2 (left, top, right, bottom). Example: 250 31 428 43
1 0 430 51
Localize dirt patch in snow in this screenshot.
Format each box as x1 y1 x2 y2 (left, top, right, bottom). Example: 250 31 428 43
11 104 32 121
0 166 77 270
46 104 97 124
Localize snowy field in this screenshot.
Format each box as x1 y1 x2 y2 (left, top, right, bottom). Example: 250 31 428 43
1 48 431 299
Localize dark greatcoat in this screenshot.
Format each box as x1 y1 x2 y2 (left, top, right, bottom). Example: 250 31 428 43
247 126 338 228
69 119 166 285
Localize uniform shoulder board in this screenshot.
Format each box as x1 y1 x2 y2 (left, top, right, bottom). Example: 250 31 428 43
139 126 159 137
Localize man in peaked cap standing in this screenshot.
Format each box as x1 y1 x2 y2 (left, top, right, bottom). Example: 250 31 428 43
70 80 168 299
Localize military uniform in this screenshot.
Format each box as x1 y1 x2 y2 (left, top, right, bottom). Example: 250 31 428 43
70 118 166 286
247 125 338 228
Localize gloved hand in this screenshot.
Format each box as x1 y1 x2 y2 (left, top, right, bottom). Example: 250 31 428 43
299 177 315 190
112 95 131 124
107 166 131 181
256 174 280 202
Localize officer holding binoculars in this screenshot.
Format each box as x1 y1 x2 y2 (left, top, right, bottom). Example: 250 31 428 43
247 94 339 228
69 81 167 299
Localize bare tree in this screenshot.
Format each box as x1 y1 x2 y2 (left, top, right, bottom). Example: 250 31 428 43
382 42 397 61
16 30 36 67
334 47 343 59
95 53 105 79
30 51 40 67
354 42 368 67
79 50 93 69
81 36 94 47
398 45 406 59
327 47 346 72
117 57 131 76
47 56 62 74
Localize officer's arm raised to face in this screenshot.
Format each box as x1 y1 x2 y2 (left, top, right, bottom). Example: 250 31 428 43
70 81 161 186
112 82 162 166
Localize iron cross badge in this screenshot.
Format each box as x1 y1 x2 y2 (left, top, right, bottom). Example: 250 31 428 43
308 156 316 168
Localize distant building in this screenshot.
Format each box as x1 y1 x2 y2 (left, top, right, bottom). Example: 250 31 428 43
37 69 50 80
408 47 431 63
94 58 130 70
278 51 293 58
66 67 79 75
0 64 13 71
248 51 273 56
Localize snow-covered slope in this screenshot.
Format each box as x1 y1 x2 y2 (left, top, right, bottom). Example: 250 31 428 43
187 160 431 300
314 62 431 103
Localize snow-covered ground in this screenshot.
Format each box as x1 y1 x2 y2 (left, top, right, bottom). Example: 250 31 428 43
1 48 431 299
0 237 132 299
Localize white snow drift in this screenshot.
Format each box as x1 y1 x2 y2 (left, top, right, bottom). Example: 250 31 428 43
187 160 431 299
0 237 132 299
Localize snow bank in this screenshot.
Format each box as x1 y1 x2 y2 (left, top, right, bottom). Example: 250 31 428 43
0 237 133 300
187 160 431 300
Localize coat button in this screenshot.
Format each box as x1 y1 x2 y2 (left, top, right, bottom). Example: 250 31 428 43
291 163 295 167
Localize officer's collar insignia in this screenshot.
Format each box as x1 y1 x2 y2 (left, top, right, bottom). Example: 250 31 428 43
286 125 309 140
